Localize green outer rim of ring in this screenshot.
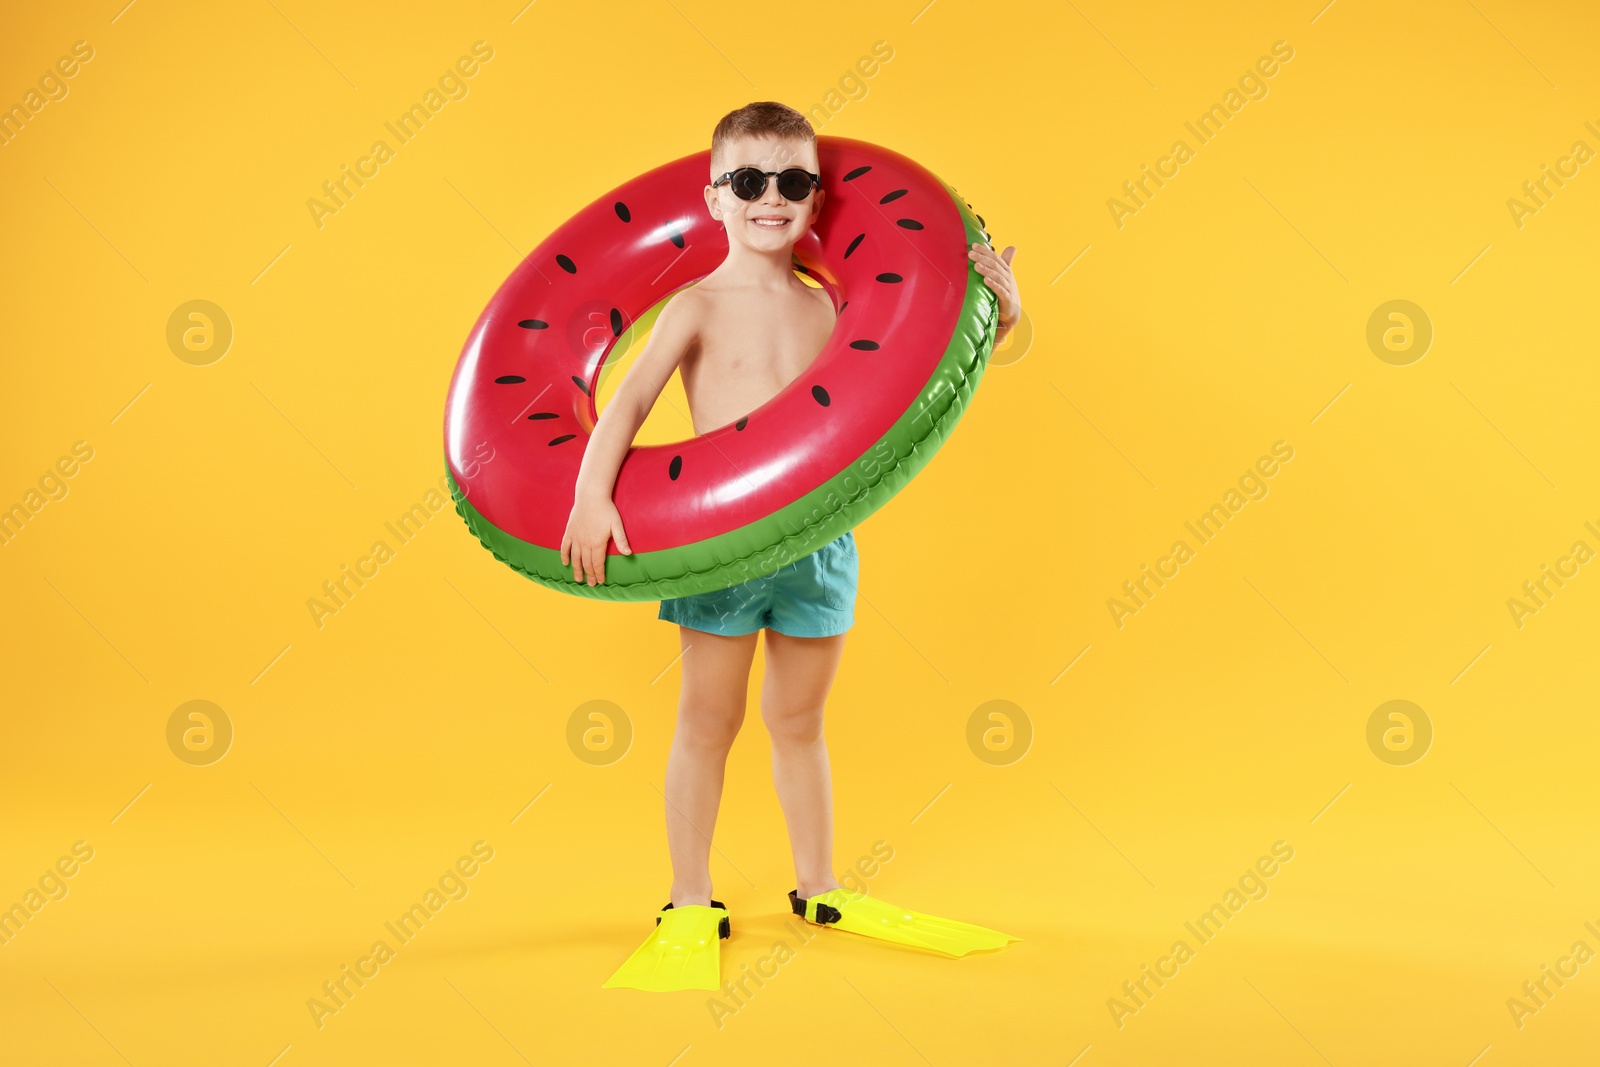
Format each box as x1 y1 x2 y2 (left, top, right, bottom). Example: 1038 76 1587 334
446 179 997 602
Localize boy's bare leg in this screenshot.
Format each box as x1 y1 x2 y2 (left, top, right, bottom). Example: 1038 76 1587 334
665 625 758 908
760 629 848 898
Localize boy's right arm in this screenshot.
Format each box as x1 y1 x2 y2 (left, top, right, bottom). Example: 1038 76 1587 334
561 291 700 586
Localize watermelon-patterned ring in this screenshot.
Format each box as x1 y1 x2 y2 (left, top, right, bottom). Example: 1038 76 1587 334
443 135 998 602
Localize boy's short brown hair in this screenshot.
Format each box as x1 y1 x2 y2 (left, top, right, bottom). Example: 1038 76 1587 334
710 101 816 171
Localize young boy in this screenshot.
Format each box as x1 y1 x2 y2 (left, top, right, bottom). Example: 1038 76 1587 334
562 102 1023 991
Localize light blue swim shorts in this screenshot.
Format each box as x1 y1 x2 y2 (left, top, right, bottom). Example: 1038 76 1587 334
658 530 857 638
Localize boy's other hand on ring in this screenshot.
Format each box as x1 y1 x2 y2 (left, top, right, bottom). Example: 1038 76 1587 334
969 242 1020 346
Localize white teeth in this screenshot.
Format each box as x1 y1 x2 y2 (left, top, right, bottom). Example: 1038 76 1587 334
752 218 789 227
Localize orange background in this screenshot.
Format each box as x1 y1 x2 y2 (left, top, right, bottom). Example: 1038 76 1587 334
3 1 1599 1064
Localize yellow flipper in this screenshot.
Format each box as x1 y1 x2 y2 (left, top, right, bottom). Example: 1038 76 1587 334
789 888 1019 957
602 901 731 992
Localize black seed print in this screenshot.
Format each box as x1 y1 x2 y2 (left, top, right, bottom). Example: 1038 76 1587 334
875 273 903 283
518 319 549 329
669 227 685 249
896 219 924 230
849 340 880 351
838 301 848 314
843 166 871 181
610 308 624 336
556 254 577 274
494 375 527 384
614 201 631 222
549 434 576 446
811 385 831 406
669 455 683 480
844 233 865 258
571 375 590 395
879 189 907 204
735 416 748 430
527 412 558 420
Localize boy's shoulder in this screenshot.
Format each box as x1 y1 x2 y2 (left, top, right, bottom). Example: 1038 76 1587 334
661 280 729 328
655 285 709 335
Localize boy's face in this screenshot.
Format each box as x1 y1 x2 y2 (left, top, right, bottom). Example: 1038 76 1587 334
704 135 825 252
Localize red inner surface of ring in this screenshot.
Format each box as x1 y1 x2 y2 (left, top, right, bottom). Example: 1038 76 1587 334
443 137 966 554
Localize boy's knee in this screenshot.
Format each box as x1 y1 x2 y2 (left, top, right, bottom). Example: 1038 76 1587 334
679 704 745 749
763 704 824 745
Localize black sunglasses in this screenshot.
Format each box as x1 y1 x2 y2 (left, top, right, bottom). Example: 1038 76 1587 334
712 167 820 202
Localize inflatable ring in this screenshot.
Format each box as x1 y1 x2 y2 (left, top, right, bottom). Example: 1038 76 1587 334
444 135 997 601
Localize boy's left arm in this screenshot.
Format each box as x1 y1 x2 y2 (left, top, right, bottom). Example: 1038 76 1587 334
969 242 1020 346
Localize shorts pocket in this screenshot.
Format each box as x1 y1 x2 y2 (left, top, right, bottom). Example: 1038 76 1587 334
822 540 859 611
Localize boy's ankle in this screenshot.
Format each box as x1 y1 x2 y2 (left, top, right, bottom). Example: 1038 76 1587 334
669 889 715 908
794 880 841 899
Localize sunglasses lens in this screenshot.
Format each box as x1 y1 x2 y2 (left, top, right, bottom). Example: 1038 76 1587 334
732 169 766 200
777 170 814 201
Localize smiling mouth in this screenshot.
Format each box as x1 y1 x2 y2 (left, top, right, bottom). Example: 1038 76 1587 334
750 217 791 228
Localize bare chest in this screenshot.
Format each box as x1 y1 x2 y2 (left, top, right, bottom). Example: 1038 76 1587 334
680 289 835 434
